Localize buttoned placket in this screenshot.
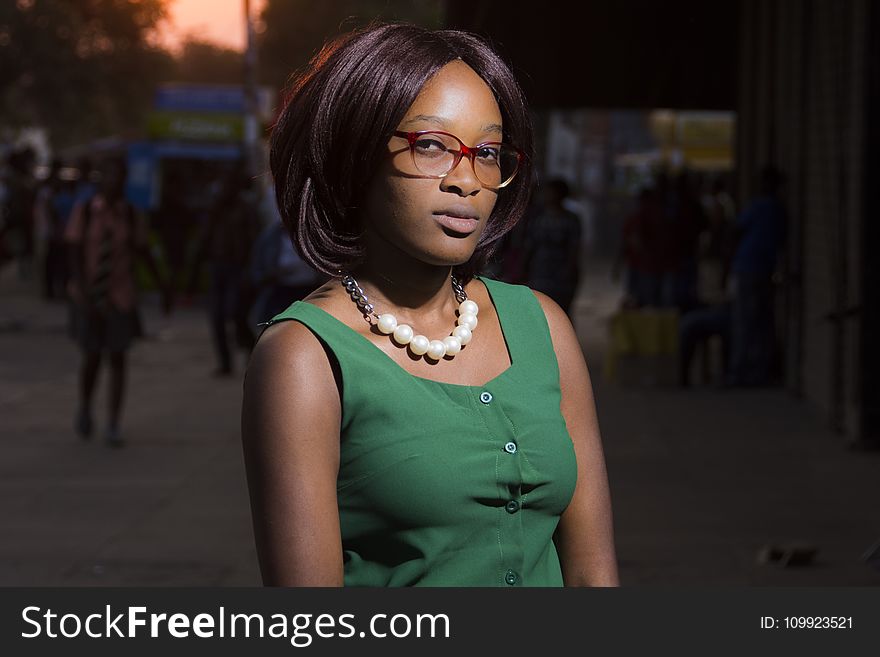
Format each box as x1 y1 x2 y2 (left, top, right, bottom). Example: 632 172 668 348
475 386 524 587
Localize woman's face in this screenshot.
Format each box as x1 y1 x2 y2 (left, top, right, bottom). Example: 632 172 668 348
360 60 503 268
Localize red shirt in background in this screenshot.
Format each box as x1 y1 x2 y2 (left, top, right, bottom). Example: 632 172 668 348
64 195 148 313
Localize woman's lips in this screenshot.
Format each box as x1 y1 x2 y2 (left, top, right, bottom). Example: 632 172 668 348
433 214 479 234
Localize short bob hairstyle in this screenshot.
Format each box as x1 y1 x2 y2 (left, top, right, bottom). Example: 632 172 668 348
269 22 534 285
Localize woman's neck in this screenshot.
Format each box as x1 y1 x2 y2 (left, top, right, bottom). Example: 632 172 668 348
349 260 460 321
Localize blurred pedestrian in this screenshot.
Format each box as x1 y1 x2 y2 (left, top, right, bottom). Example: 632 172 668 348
486 179 539 284
679 301 732 387
525 178 582 316
249 184 320 327
65 157 171 446
615 186 663 307
726 166 786 387
186 167 260 377
33 159 75 300
647 169 677 306
249 220 320 327
73 157 97 205
698 174 736 304
0 147 37 280
668 170 706 313
154 176 191 297
677 174 737 387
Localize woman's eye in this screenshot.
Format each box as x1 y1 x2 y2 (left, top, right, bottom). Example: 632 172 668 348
476 146 500 161
414 138 446 152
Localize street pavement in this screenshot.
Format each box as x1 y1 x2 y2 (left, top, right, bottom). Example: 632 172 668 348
1 261 878 586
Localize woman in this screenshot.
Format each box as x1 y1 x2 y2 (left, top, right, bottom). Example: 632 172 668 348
241 23 618 587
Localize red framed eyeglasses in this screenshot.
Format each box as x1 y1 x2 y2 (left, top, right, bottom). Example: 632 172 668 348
393 130 523 190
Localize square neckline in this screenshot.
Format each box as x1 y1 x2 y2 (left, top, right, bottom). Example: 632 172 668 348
293 275 515 389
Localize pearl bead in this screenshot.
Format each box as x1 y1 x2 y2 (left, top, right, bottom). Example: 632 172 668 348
339 272 477 362
457 312 478 330
427 340 447 360
409 334 430 355
392 323 413 345
459 299 479 316
442 335 462 355
452 325 472 345
377 313 397 335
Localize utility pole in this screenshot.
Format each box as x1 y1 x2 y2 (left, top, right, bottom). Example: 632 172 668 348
242 0 260 181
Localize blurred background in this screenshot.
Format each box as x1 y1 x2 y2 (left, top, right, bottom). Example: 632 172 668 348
1 0 878 586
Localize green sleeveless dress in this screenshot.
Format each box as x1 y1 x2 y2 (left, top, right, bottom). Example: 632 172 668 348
262 275 578 586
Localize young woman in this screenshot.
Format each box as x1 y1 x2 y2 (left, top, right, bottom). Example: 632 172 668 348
241 23 618 587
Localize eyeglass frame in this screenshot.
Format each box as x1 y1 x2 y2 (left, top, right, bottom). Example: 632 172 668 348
392 130 524 190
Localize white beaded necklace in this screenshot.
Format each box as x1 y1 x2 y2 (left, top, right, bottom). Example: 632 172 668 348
339 271 479 361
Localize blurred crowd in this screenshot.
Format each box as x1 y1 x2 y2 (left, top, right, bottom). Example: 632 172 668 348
0 146 319 445
613 166 786 388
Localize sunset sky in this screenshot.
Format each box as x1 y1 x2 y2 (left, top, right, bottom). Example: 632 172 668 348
159 0 266 52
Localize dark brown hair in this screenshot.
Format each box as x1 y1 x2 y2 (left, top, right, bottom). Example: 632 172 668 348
269 22 534 285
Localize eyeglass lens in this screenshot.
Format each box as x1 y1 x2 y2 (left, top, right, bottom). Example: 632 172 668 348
410 133 519 188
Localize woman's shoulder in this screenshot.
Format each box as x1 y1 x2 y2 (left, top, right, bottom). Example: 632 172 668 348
245 316 344 421
529 288 571 330
528 289 584 377
247 278 343 389
248 319 325 385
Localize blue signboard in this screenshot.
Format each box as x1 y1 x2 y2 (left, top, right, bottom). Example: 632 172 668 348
154 83 275 119
154 85 246 113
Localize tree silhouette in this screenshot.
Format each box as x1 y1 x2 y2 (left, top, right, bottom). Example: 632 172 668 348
257 0 443 90
175 38 243 85
0 0 173 147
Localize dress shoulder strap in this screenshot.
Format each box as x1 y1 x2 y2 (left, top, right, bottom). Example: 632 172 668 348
256 299 385 375
259 300 356 347
476 275 561 384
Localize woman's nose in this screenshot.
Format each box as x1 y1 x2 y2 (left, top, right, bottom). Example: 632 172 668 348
439 155 481 196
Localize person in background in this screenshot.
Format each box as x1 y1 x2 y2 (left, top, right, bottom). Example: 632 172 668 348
485 179 539 284
186 167 260 377
697 174 736 305
525 178 582 317
726 166 787 387
1 147 37 280
154 177 191 297
678 300 732 387
615 186 663 307
73 156 97 206
677 175 738 387
249 186 321 327
65 157 171 447
33 159 75 300
668 170 706 313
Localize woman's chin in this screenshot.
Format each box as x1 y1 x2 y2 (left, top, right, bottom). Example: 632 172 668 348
419 249 477 268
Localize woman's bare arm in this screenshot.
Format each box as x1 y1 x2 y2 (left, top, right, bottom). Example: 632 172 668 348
241 321 344 586
533 291 619 586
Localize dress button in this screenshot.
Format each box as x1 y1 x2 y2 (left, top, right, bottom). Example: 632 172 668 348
505 500 520 514
479 391 493 404
504 569 518 585
503 441 517 454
